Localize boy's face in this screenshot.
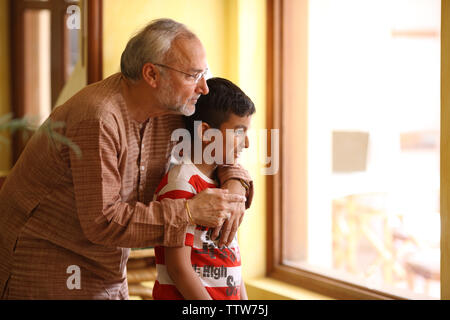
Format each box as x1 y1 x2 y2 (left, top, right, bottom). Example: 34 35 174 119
218 113 252 165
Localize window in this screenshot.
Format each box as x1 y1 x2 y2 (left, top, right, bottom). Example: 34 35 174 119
267 0 441 299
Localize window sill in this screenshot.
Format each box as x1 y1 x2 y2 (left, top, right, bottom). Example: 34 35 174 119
246 277 334 300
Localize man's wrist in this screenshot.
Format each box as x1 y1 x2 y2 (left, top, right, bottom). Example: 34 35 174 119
224 178 249 192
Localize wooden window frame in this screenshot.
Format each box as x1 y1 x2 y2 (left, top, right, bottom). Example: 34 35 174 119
266 0 448 300
441 0 450 301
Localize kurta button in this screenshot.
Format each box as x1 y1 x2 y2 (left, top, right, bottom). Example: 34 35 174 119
140 166 145 171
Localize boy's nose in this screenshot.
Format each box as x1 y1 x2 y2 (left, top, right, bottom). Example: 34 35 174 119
244 135 249 149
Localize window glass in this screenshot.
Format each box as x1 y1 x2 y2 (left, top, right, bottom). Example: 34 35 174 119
283 0 441 299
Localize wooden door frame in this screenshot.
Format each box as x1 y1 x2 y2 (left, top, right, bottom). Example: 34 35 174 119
9 0 103 163
87 0 103 84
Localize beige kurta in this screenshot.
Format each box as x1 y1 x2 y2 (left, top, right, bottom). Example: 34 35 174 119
0 73 252 299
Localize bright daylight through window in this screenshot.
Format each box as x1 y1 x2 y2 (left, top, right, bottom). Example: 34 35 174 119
282 0 441 299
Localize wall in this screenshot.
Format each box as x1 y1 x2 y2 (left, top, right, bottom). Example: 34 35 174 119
0 0 11 172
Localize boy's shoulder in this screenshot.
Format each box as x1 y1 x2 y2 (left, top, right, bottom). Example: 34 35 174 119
161 162 218 194
170 163 217 184
167 163 198 181
154 163 218 200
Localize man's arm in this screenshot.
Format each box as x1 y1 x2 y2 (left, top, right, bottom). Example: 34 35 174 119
216 165 254 209
68 118 190 248
165 246 212 300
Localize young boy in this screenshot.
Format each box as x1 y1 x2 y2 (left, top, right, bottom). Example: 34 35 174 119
152 77 255 300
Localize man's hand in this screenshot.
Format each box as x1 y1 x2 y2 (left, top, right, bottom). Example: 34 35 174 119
187 188 246 229
211 179 247 247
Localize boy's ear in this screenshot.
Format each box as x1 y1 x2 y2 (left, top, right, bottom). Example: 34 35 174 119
197 122 211 141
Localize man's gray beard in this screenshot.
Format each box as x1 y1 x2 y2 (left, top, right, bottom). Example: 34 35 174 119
158 84 195 116
164 102 194 116
178 103 195 116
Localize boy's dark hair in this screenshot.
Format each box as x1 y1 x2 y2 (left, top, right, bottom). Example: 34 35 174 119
184 77 255 137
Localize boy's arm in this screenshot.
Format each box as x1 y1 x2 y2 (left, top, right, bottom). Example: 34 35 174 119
165 245 212 300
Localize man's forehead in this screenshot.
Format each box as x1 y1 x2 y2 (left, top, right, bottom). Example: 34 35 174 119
168 37 207 71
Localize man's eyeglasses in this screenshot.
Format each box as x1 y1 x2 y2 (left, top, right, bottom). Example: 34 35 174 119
154 63 208 84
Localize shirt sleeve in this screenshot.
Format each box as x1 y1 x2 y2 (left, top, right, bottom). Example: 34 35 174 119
216 164 254 209
68 118 189 248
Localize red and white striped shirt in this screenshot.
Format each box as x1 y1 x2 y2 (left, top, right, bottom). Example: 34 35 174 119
152 162 242 300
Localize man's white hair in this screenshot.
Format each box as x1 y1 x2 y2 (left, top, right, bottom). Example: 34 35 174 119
120 18 196 81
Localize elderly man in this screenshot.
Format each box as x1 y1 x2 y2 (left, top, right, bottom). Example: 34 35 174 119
0 19 252 299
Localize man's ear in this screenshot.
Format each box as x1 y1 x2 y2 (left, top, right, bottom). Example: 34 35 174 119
141 63 159 88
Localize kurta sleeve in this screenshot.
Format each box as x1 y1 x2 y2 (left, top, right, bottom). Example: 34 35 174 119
68 118 189 248
216 164 254 209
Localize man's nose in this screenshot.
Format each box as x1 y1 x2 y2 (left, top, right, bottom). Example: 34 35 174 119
196 76 209 95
